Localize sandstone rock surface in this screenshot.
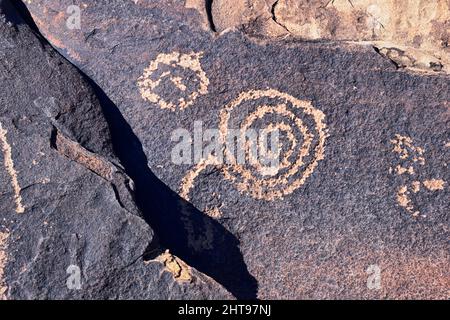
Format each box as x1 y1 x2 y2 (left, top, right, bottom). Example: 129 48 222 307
212 0 450 73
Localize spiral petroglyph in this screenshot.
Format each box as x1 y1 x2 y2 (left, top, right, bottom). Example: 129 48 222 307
137 52 209 111
180 89 328 204
177 90 328 251
218 89 327 201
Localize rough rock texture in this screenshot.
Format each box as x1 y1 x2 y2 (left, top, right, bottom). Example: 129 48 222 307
13 0 450 299
0 0 233 300
212 0 450 73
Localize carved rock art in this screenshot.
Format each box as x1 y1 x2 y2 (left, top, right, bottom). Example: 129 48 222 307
0 122 24 214
0 230 9 300
390 134 446 218
0 2 233 299
218 89 328 200
178 90 328 251
19 0 449 299
137 52 209 111
180 90 328 202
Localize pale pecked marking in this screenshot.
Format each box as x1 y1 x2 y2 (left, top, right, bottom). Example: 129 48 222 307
137 51 209 111
0 231 9 300
218 89 327 201
0 122 25 213
396 185 419 217
178 90 328 250
391 135 446 218
180 156 219 201
150 250 192 283
423 179 446 191
179 89 328 202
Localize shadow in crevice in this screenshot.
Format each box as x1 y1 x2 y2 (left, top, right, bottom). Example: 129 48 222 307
205 0 216 32
13 0 257 300
6 0 40 32
87 78 258 300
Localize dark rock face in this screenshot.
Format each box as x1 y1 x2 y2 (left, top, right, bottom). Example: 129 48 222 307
0 0 233 300
8 0 450 299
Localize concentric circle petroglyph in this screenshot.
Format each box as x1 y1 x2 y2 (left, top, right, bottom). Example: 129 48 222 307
180 89 328 204
219 89 327 200
137 51 209 111
177 90 327 251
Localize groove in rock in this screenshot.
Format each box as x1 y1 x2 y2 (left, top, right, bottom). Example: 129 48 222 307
205 0 216 32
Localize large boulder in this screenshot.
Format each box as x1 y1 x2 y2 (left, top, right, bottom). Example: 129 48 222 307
19 0 450 299
0 0 233 300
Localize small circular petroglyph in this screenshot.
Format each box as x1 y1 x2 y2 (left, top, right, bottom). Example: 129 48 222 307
219 89 327 201
137 51 209 111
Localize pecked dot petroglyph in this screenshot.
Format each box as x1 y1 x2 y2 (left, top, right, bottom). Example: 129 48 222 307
411 181 421 193
423 179 446 191
396 184 420 217
390 134 446 218
204 206 223 219
390 134 425 165
0 230 9 300
0 122 25 214
137 51 209 111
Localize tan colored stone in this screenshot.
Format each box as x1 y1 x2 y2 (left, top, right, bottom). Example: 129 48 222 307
212 0 450 73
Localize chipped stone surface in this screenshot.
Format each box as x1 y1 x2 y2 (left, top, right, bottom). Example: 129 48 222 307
13 0 450 299
0 122 24 213
423 179 446 191
153 250 193 283
212 0 450 73
390 135 447 218
0 230 9 300
0 0 232 300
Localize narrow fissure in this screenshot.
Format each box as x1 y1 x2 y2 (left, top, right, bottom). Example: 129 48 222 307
205 0 216 32
270 0 290 33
